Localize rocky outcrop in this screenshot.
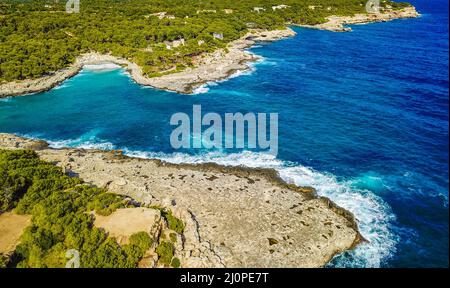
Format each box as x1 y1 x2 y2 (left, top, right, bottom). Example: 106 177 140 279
0 54 127 98
0 133 362 268
143 28 297 93
0 66 80 98
298 7 419 32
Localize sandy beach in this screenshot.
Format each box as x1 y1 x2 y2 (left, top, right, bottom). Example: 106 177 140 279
0 133 363 268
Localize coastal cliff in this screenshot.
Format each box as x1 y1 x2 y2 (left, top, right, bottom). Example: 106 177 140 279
0 133 363 268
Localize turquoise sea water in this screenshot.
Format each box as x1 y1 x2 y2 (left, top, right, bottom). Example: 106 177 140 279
0 0 448 267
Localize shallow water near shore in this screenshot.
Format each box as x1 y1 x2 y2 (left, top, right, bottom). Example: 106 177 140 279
0 0 448 267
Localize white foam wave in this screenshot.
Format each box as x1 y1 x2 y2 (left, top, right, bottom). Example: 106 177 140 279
249 53 277 67
46 130 115 150
0 97 12 102
48 138 114 150
122 149 398 267
53 83 71 90
257 59 278 66
230 68 254 79
22 92 37 96
120 70 131 77
192 85 210 94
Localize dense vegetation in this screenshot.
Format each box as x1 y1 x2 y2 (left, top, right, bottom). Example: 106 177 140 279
0 0 411 82
0 149 178 268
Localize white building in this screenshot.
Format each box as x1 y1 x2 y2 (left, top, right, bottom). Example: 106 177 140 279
164 38 185 50
150 12 175 20
212 33 224 40
253 7 266 13
272 5 289 11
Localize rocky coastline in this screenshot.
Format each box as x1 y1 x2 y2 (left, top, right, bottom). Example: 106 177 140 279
0 133 363 268
0 7 419 98
297 6 419 32
0 28 296 97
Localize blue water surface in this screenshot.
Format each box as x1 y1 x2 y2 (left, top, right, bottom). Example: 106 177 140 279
1 0 448 267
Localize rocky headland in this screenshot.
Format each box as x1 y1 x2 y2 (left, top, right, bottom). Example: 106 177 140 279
0 133 363 268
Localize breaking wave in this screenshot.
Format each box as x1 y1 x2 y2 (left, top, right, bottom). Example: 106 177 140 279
192 85 210 94
24 130 115 151
53 83 72 90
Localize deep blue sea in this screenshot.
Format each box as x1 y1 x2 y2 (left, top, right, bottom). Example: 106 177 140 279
0 0 448 267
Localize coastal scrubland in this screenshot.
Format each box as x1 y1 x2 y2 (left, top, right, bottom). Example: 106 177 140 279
0 149 183 268
0 0 411 82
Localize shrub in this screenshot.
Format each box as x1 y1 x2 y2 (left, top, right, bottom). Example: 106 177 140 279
87 192 125 216
171 257 181 268
169 232 177 243
162 210 185 234
129 232 154 251
155 241 174 266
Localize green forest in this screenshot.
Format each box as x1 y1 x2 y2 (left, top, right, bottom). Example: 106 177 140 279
0 0 411 82
0 149 181 268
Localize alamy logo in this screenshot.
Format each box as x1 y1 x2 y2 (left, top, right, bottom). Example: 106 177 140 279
66 0 80 13
65 249 80 268
170 105 279 156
